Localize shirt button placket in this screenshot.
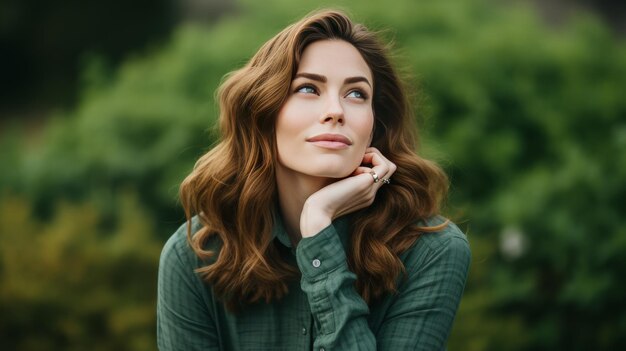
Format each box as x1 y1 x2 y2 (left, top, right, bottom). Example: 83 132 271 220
311 259 322 351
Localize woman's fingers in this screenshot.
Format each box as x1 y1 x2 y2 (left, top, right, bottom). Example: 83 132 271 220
352 166 372 175
362 147 396 186
362 150 385 166
307 148 397 226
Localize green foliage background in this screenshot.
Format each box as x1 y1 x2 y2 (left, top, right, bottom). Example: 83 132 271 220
1 0 625 349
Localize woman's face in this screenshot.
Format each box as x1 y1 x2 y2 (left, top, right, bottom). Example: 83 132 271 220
275 40 374 179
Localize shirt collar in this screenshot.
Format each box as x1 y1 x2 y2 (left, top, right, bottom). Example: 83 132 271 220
271 209 351 250
271 209 293 248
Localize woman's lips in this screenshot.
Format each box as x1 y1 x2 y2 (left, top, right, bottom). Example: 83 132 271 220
306 133 352 149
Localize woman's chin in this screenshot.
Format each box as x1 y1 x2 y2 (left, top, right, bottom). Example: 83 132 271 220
309 167 356 179
277 158 360 180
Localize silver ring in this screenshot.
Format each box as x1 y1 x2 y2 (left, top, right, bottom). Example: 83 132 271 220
369 171 379 183
382 178 391 185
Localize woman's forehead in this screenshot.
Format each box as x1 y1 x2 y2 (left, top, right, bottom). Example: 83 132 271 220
296 40 373 84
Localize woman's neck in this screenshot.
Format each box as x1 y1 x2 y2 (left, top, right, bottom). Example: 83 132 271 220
275 166 333 246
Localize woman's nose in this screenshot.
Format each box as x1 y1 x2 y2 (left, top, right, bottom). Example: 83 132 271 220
320 95 344 125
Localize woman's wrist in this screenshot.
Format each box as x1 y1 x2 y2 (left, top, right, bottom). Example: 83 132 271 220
300 197 333 238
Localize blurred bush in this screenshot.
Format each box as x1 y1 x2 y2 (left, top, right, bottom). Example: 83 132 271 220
0 0 624 350
0 193 161 350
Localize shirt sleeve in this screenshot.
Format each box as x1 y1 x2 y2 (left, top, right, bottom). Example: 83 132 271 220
296 222 471 351
297 223 374 350
157 224 220 351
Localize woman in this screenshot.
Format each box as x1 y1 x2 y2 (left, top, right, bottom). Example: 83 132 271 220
158 9 470 351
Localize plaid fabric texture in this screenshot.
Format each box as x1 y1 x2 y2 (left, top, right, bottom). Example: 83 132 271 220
157 215 470 351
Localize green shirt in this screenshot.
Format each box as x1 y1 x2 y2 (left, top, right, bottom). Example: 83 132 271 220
157 214 470 351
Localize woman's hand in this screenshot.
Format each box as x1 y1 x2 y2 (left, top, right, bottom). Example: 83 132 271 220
300 147 397 238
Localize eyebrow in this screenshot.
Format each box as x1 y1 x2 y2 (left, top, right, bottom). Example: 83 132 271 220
294 72 372 88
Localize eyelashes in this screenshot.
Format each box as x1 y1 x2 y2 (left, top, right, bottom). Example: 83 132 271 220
294 84 369 100
346 90 368 99
295 85 318 95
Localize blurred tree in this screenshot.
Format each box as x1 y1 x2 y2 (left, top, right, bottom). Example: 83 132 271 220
0 0 173 112
0 0 235 119
403 2 626 350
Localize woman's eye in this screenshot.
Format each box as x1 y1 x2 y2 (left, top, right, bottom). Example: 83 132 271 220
296 85 318 94
346 90 367 99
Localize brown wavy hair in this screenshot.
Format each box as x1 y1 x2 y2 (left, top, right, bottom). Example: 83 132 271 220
180 9 449 310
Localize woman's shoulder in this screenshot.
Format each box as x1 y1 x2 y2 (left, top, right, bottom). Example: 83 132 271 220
160 216 222 268
414 216 469 250
401 216 471 273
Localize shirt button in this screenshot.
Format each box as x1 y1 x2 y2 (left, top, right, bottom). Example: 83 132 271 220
301 327 307 335
312 259 321 268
